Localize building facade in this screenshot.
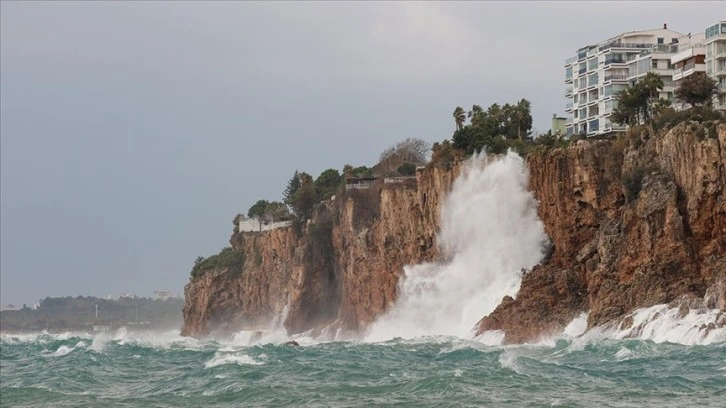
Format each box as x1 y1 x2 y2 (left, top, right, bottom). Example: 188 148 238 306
670 43 707 110
704 19 726 111
564 25 701 137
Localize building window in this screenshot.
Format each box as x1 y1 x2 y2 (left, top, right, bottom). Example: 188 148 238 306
657 37 664 44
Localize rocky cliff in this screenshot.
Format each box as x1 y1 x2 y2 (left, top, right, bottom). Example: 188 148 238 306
181 165 460 338
182 122 725 342
477 122 726 343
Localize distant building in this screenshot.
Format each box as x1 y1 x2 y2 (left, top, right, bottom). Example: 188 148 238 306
153 291 178 300
550 114 567 136
0 304 21 312
564 24 701 137
704 19 726 111
671 43 707 110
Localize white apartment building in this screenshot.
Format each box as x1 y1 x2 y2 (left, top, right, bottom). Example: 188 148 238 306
704 19 726 111
564 25 700 137
670 42 707 110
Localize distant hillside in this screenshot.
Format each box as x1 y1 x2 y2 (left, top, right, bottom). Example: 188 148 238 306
0 296 185 333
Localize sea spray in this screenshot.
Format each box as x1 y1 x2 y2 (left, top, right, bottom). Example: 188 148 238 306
365 151 548 341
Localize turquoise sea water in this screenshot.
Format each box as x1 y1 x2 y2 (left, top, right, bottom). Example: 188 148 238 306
1 330 725 407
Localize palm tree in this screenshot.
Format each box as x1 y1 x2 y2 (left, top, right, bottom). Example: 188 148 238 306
453 106 466 131
639 72 664 121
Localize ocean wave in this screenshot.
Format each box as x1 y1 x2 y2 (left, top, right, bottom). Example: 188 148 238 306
203 352 264 368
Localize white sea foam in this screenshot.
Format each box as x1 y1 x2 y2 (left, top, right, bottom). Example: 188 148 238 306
48 341 87 357
498 349 522 374
52 345 75 357
366 152 547 341
204 352 264 368
563 312 589 338
602 302 726 345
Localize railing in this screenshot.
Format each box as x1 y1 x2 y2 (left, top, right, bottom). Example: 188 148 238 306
588 77 598 87
604 74 628 82
654 44 679 54
384 176 416 184
237 220 292 233
578 67 587 75
346 182 374 190
566 56 577 65
604 57 626 65
662 80 676 88
565 102 573 109
565 86 573 95
599 41 655 52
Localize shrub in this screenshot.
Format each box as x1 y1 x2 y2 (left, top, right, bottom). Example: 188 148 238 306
397 162 417 176
190 247 245 279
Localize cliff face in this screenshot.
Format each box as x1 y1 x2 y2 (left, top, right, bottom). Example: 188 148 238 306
182 122 725 342
477 123 726 343
181 166 460 338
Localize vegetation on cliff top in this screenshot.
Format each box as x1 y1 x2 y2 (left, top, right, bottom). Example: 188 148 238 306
190 247 245 278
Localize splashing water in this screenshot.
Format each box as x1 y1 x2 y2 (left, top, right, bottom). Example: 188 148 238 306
365 152 548 341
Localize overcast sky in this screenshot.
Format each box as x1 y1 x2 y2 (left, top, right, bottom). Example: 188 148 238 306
1 2 722 306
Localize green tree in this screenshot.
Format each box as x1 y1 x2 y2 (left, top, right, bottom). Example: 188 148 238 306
612 75 663 126
263 201 290 224
397 162 417 176
640 72 664 121
283 171 301 209
247 199 270 231
314 168 343 200
343 164 354 178
674 72 718 108
292 172 317 220
468 104 483 119
508 99 533 140
453 106 466 131
612 86 643 126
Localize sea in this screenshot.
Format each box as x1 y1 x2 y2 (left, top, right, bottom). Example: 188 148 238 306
1 326 725 408
2 152 724 407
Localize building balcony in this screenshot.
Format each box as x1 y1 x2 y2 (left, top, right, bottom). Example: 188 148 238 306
565 86 573 96
565 102 573 112
599 41 654 52
672 63 706 81
603 74 629 83
565 56 577 65
604 57 627 66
